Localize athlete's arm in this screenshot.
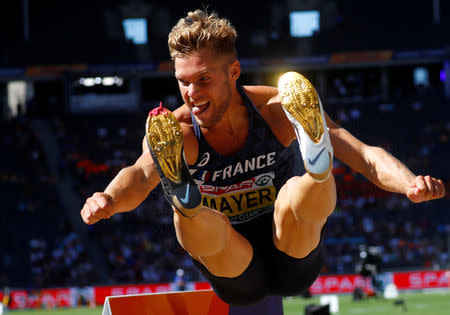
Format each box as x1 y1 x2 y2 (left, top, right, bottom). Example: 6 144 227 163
80 109 199 225
325 113 445 203
80 137 160 225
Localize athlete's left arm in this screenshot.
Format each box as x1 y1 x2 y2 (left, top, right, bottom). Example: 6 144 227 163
325 113 445 203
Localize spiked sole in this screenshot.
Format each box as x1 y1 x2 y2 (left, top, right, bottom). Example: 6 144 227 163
278 72 324 143
146 105 202 216
278 72 332 182
146 108 184 183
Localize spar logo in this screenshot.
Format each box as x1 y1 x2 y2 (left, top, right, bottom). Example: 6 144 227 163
406 271 449 288
200 172 276 223
309 270 450 294
310 275 368 294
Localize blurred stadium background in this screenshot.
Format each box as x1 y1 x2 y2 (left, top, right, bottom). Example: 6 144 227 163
0 0 449 313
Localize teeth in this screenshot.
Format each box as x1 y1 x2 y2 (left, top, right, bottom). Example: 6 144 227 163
193 100 208 107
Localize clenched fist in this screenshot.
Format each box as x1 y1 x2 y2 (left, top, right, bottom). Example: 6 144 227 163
81 192 115 224
406 175 445 203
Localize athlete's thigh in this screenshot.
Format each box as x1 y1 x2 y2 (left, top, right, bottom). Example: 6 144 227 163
272 176 326 258
192 213 273 305
174 208 254 278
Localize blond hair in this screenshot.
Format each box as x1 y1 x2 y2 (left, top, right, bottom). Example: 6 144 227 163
168 10 237 60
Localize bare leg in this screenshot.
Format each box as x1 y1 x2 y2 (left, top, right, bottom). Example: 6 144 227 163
275 72 337 258
273 173 336 258
173 207 253 278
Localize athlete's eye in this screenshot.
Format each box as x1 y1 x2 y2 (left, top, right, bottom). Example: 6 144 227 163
178 78 189 86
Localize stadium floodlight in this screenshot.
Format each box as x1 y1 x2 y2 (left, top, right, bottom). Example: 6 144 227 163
102 77 115 86
289 11 320 38
413 67 429 86
122 18 148 45
80 78 95 87
78 76 125 87
114 77 124 87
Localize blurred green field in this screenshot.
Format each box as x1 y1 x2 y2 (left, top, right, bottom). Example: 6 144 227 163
283 290 450 315
8 290 450 314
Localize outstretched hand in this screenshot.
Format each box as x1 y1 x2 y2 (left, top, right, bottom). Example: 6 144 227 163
81 192 115 225
406 175 446 203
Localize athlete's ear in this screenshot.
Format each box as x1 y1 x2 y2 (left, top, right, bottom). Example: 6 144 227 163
229 59 241 81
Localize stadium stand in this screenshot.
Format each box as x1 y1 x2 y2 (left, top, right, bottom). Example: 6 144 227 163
0 117 98 288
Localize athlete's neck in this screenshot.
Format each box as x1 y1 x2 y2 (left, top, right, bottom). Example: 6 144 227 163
202 90 249 155
203 87 246 136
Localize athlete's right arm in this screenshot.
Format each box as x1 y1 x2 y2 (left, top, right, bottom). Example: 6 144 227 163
80 136 160 225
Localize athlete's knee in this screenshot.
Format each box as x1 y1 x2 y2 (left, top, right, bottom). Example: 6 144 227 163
276 176 300 203
274 176 301 210
287 174 336 200
286 175 302 188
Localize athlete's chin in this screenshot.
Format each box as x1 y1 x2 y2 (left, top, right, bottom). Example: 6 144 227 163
193 105 226 128
193 110 211 126
194 117 213 128
194 114 219 129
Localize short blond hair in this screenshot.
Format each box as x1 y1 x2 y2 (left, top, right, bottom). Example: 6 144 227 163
168 10 237 60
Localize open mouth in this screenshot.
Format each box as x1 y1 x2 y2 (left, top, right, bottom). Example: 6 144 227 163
192 100 210 116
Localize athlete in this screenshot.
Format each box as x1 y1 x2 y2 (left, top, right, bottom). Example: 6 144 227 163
80 10 445 305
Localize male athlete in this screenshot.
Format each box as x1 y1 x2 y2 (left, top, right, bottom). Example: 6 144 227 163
81 10 445 305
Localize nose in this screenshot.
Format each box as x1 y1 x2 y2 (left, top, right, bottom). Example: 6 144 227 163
187 83 199 99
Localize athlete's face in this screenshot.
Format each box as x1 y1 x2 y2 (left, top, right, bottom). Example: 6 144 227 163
174 48 238 128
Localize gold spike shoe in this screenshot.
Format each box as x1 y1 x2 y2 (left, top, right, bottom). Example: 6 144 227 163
278 72 333 182
278 72 324 143
146 104 202 216
146 105 183 183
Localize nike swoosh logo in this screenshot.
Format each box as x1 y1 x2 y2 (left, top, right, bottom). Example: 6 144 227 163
308 147 326 166
179 182 190 204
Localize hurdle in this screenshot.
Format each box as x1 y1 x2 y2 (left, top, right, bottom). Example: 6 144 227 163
102 289 283 315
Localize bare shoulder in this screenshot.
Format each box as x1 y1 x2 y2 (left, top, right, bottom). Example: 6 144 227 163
241 85 279 110
242 85 294 146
